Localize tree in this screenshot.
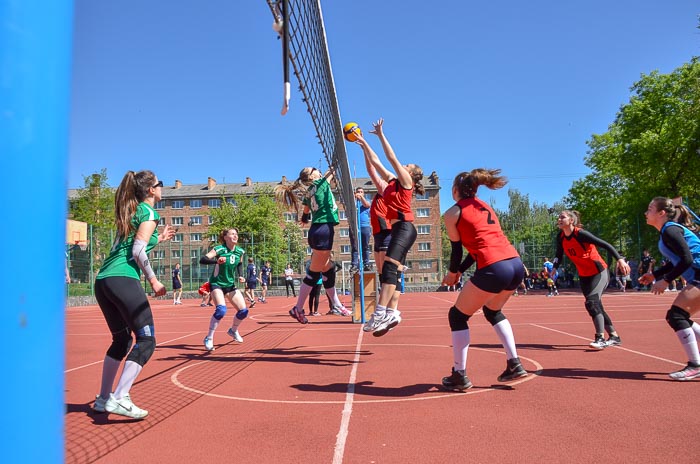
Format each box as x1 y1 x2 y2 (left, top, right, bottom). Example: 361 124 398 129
567 58 700 260
68 169 115 281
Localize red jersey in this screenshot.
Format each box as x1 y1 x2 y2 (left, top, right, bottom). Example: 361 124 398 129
557 228 607 277
370 193 391 235
384 178 414 222
198 281 211 295
455 197 518 268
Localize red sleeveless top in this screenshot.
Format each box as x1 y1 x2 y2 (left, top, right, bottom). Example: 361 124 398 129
384 179 414 222
455 197 518 268
370 193 391 235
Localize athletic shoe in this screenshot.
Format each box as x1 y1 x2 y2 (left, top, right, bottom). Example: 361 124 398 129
249 300 257 308
669 363 700 381
207 302 213 306
104 394 148 419
349 265 359 275
227 328 243 343
497 357 528 382
289 306 308 324
203 337 215 351
554 291 559 296
605 335 622 347
589 335 607 350
372 311 402 337
546 294 553 298
333 305 351 316
200 303 207 307
363 312 384 332
441 368 473 391
93 394 108 413
327 307 343 316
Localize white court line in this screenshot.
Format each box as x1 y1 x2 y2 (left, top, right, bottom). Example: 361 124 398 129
530 323 685 367
332 328 364 464
64 331 201 373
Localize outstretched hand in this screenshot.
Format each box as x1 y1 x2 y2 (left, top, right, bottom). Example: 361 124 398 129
369 118 384 136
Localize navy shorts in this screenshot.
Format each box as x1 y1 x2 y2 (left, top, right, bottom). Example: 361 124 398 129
470 257 524 293
373 230 392 252
246 280 257 290
308 223 335 251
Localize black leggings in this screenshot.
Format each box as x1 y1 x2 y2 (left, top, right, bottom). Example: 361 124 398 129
308 283 322 313
285 279 296 297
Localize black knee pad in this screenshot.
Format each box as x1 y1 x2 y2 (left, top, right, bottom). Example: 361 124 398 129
322 265 336 289
448 306 471 331
303 270 322 287
381 261 399 286
107 327 133 360
482 306 506 326
666 305 692 331
126 335 156 366
584 298 602 318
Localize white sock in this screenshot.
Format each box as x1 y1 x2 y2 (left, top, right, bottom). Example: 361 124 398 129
208 315 220 339
231 309 246 330
100 355 121 399
451 329 470 371
325 286 338 305
493 319 518 360
113 360 143 399
676 328 700 364
295 282 313 310
374 305 386 317
691 322 700 339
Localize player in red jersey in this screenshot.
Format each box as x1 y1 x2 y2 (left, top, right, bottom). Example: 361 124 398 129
554 210 630 349
440 169 527 390
354 119 424 337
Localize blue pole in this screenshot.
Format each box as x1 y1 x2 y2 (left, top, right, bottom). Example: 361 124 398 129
356 199 366 323
0 1 73 461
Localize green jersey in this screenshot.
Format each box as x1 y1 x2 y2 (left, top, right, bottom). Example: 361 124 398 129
208 244 245 288
97 202 160 280
302 177 339 225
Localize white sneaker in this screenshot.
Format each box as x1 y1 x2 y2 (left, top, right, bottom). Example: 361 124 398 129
204 337 215 351
104 394 148 419
373 311 402 337
363 312 387 332
227 328 243 343
93 394 108 413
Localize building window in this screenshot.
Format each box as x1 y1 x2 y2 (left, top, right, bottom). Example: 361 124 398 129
208 216 214 225
226 198 236 205
151 250 165 259
339 228 349 238
172 217 184 226
340 245 350 254
418 260 432 269
209 234 217 242
417 225 431 234
209 199 221 208
416 192 429 201
339 210 347 221
191 249 200 259
418 242 431 251
173 234 183 242
172 250 181 258
154 200 165 209
284 212 298 222
190 199 202 208
190 216 202 225
158 218 165 226
306 247 312 255
303 229 309 238
416 208 430 217
190 233 202 242
172 200 184 209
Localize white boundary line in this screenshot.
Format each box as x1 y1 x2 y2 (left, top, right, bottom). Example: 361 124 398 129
64 331 201 373
332 328 364 464
530 323 685 366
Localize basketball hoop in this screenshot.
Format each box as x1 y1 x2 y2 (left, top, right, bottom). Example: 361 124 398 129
76 241 88 252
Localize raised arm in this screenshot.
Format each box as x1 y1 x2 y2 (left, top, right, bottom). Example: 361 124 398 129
354 129 394 183
363 149 388 195
371 118 412 189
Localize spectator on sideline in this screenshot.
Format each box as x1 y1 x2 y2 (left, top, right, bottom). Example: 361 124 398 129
172 262 182 305
350 187 372 273
258 261 272 303
198 281 212 307
244 257 258 308
283 263 296 298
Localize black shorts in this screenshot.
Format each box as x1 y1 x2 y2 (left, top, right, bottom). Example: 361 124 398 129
373 230 392 252
210 284 238 295
470 257 524 293
308 223 335 251
172 281 182 290
385 221 417 264
246 281 257 290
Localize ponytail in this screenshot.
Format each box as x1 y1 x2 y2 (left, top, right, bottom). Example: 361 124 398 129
452 168 507 199
114 170 157 239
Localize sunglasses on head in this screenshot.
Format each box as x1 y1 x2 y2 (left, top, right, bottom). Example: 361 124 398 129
153 180 164 188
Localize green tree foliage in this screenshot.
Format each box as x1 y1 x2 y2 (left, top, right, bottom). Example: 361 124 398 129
68 169 115 279
207 186 305 275
567 58 700 259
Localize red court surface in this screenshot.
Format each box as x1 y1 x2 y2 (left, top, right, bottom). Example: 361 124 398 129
66 289 700 463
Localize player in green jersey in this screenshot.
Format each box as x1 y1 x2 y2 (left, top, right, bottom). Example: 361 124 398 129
275 166 347 324
199 228 251 351
93 170 175 419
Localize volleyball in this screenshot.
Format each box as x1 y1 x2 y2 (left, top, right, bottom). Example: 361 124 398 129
343 122 362 142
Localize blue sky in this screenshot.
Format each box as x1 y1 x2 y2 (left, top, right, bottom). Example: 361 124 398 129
69 1 699 213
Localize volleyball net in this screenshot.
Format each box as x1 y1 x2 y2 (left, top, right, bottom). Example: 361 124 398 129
266 0 357 239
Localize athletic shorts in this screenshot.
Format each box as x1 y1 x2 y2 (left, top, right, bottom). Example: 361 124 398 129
373 230 392 252
246 280 257 290
172 281 182 290
385 221 417 264
308 223 335 251
261 279 269 287
210 284 238 295
470 257 524 293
